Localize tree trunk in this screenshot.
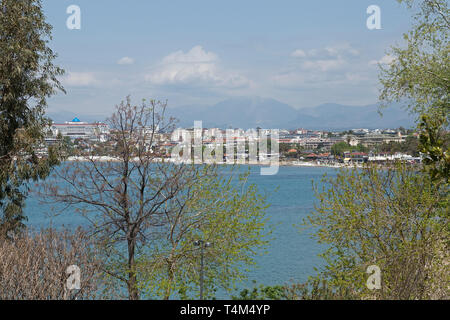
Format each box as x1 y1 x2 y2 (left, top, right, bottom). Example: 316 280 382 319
164 259 175 300
127 238 139 300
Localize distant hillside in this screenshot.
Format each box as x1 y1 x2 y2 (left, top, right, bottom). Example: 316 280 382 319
290 102 415 130
167 97 301 129
167 97 415 130
48 97 416 130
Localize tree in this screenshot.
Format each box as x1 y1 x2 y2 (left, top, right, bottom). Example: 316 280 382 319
302 163 448 299
41 97 181 300
331 142 367 157
0 228 104 300
141 167 269 299
403 135 420 156
39 97 270 300
331 142 352 157
0 0 65 237
418 113 450 183
377 135 420 156
232 281 286 300
379 0 449 180
288 0 449 301
380 0 449 118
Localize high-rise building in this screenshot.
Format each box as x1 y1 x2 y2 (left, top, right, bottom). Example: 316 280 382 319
51 118 110 142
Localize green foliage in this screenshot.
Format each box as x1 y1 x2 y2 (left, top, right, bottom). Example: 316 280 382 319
233 279 359 300
380 0 449 121
0 0 65 236
280 143 303 158
140 167 271 299
232 281 286 300
302 163 449 299
289 0 450 301
331 142 367 157
380 0 449 179
418 113 450 183
284 279 357 300
378 135 420 156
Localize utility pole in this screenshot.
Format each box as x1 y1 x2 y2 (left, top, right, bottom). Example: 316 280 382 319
193 240 211 300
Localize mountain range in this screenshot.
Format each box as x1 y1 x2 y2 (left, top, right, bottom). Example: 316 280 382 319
48 96 416 130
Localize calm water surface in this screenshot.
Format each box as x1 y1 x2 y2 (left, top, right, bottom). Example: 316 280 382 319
25 165 338 297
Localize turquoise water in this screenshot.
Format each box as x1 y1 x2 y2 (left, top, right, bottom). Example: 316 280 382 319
234 166 336 289
25 165 338 297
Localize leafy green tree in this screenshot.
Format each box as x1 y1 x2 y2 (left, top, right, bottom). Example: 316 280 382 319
0 0 65 236
283 279 356 300
331 142 351 156
379 141 402 154
380 0 449 119
331 142 367 157
296 0 449 301
232 281 285 300
379 0 449 180
141 167 270 300
280 143 302 158
302 164 448 299
403 135 420 156
418 113 449 183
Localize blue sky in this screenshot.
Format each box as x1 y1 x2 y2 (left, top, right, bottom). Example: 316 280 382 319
42 0 413 116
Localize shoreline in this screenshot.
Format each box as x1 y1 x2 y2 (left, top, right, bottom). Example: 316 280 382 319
66 156 359 169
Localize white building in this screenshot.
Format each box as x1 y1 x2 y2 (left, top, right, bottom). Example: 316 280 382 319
51 118 110 142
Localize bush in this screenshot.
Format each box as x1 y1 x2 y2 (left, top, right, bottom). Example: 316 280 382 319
301 163 449 300
0 228 104 300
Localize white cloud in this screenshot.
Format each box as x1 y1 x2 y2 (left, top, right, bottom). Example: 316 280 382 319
272 69 372 92
369 54 395 66
117 57 135 65
301 59 345 72
146 45 249 88
289 44 360 72
345 72 370 82
63 72 98 86
274 44 371 89
324 44 359 57
291 49 307 58
292 44 359 60
161 45 217 64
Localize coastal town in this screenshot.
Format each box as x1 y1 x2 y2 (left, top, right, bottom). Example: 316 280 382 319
45 117 422 167
1 0 447 304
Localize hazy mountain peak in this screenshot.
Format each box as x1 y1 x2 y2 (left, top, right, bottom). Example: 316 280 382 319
49 96 415 130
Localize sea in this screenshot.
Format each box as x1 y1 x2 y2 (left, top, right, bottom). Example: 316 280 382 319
24 165 339 298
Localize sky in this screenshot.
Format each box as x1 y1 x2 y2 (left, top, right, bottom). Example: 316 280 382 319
42 0 414 116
